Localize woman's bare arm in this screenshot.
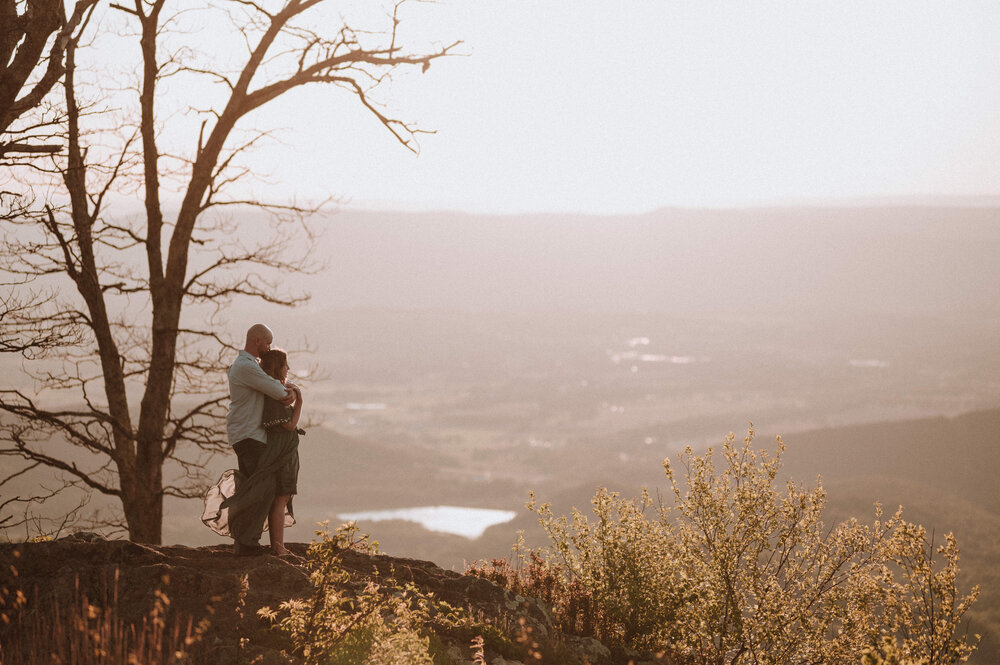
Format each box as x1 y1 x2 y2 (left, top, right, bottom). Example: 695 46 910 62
282 385 303 431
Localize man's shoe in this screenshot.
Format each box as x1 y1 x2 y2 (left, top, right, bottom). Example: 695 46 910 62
234 542 265 556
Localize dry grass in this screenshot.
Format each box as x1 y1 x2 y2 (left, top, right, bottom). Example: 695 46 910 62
0 558 210 665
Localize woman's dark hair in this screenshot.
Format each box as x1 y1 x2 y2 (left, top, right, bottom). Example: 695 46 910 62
260 348 287 380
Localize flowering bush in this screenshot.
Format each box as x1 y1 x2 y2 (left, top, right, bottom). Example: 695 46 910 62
473 427 980 664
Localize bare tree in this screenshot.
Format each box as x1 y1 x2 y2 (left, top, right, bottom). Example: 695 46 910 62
0 0 460 543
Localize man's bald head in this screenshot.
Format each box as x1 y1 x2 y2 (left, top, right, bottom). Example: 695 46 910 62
244 324 274 358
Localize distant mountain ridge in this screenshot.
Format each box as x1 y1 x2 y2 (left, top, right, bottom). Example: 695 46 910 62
267 205 1000 316
778 408 1000 513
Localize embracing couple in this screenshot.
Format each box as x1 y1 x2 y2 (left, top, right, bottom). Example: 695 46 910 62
202 323 304 558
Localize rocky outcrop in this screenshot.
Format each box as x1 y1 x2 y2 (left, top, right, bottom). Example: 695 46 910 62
0 534 651 665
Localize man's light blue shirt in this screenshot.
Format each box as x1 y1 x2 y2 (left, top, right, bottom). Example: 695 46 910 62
227 350 288 446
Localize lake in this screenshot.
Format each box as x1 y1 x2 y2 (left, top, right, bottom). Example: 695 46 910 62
338 505 518 539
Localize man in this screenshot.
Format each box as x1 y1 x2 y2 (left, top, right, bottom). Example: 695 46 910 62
226 323 295 554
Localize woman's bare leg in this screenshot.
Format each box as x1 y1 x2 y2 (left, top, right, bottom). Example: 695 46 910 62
268 494 291 555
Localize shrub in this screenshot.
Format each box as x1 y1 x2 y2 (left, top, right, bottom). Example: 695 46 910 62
259 522 436 665
466 550 601 638
474 427 980 664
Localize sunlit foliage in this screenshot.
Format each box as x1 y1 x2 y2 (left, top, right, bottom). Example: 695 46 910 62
259 522 436 665
473 427 980 664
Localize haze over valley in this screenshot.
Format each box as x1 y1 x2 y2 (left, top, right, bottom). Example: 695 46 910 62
160 202 1000 548
3 202 999 661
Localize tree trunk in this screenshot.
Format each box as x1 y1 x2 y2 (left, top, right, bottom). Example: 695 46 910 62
121 453 164 544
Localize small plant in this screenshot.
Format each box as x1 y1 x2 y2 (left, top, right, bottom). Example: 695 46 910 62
260 521 436 665
470 635 487 665
236 573 251 660
262 522 520 664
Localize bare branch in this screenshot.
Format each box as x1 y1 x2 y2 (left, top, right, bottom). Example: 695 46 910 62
1 0 100 155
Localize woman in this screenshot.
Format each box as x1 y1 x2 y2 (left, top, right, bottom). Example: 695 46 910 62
258 348 303 556
210 348 303 558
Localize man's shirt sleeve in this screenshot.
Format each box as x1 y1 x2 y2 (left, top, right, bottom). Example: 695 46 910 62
233 358 289 400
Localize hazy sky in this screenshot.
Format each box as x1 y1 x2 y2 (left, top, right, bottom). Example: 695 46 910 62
145 1 1000 214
